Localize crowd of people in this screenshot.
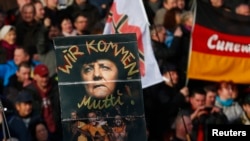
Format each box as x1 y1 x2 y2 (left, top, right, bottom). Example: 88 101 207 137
144 0 250 141
0 0 249 141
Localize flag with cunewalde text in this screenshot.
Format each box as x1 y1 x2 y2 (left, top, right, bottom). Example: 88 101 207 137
187 0 250 84
103 0 163 88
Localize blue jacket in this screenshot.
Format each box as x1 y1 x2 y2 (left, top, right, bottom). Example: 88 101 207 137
0 60 40 86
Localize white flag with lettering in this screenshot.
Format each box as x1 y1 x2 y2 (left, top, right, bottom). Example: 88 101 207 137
103 0 163 88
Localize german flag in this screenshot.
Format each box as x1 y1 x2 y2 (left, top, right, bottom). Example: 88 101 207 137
187 0 250 84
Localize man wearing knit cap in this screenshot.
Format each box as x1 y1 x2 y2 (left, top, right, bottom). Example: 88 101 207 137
7 90 41 141
24 64 62 140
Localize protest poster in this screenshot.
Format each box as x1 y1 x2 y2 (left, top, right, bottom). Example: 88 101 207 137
53 33 147 141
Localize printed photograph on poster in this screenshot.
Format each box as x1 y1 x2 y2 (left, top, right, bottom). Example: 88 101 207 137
53 33 147 141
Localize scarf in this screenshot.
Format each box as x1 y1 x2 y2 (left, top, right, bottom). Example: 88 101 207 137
216 96 233 107
35 81 56 133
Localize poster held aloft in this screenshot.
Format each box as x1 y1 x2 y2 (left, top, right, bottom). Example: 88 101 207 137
53 33 147 141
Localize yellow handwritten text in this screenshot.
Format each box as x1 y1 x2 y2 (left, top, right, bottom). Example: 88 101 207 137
77 93 124 110
85 40 139 76
58 45 84 74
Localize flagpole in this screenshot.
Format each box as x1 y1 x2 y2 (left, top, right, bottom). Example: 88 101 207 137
185 0 197 87
179 109 191 141
0 99 12 140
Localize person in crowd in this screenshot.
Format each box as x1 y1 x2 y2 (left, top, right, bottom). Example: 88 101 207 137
209 0 224 8
177 10 193 86
24 64 62 141
204 84 217 107
215 80 243 123
176 0 186 11
154 0 177 25
15 3 45 60
150 24 176 69
144 63 189 141
33 1 46 23
73 12 90 35
7 90 41 141
33 0 52 30
5 0 32 25
235 3 250 16
31 1 57 78
4 62 32 104
170 112 193 141
0 47 39 87
0 25 17 63
29 118 53 141
59 16 77 37
232 93 250 125
143 0 163 25
231 83 241 102
146 0 163 14
163 7 182 48
43 0 63 26
36 31 57 78
65 0 101 33
88 0 113 19
183 88 228 141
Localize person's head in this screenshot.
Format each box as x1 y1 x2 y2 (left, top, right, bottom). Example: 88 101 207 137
21 3 36 23
79 48 130 99
29 119 49 141
87 111 98 126
17 0 32 10
204 84 217 106
70 110 78 119
210 0 223 8
232 84 239 100
81 58 119 99
241 94 250 117
16 62 31 83
0 25 16 45
163 7 182 30
14 47 30 66
60 17 74 35
73 12 89 35
176 0 185 10
45 0 58 10
34 1 45 21
33 64 50 88
180 11 193 31
48 24 61 40
216 80 234 100
15 90 33 117
235 4 250 16
75 0 87 6
163 0 177 10
174 113 193 139
150 24 167 43
189 88 206 110
114 115 123 127
161 63 179 87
